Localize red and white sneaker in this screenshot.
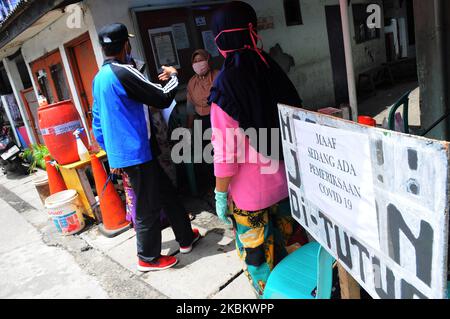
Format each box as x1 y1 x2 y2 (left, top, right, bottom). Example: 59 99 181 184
180 229 202 254
137 255 178 272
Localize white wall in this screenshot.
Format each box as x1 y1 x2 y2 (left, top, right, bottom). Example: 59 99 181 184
246 0 336 107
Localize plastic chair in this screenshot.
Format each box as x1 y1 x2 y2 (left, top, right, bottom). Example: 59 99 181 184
447 281 449 299
388 90 412 134
263 242 335 299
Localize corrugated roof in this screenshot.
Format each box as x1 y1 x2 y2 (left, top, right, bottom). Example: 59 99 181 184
0 0 32 28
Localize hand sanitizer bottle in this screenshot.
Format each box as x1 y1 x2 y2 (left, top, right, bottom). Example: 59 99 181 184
73 128 90 162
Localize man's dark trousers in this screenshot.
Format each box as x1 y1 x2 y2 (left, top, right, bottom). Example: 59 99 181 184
124 160 194 262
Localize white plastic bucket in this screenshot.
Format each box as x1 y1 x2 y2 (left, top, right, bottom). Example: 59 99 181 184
45 190 85 236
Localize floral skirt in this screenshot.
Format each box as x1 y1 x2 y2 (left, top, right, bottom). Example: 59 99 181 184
231 199 308 298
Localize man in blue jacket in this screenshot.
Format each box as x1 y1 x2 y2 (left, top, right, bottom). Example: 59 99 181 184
92 23 200 272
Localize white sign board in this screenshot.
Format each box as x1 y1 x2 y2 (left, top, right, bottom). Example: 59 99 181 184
279 104 449 299
195 16 207 26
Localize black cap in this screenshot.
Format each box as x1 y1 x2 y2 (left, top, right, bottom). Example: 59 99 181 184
98 23 135 46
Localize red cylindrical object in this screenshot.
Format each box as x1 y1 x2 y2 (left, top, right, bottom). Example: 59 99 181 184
358 116 377 127
38 100 89 165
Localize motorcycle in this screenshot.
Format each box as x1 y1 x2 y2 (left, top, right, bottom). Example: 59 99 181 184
0 126 28 175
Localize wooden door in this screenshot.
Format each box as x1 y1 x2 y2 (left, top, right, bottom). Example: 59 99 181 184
31 51 72 104
406 0 415 46
66 33 99 125
325 5 349 105
385 33 395 62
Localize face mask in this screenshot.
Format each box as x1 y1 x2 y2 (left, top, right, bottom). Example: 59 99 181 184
192 60 210 76
126 53 133 64
214 22 268 66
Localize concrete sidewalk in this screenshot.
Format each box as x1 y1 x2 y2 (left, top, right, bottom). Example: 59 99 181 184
358 80 420 127
0 170 256 299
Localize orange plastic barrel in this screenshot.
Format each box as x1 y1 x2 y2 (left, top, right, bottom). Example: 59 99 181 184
38 100 89 165
358 116 377 127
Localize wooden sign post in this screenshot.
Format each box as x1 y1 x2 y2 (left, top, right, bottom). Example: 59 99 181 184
279 104 449 299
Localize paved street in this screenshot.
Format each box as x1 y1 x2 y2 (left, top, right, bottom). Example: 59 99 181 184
0 171 256 299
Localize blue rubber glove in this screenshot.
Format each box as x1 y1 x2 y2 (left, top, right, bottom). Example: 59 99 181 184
215 190 231 225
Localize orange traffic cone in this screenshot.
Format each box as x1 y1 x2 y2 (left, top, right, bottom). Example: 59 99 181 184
90 154 131 238
45 155 67 195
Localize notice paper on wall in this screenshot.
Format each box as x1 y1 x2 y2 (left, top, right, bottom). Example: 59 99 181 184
279 104 450 299
195 16 207 26
202 30 220 58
